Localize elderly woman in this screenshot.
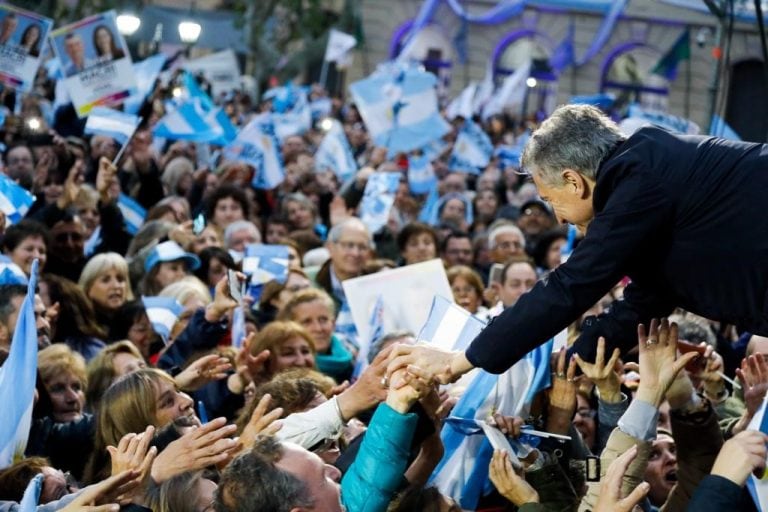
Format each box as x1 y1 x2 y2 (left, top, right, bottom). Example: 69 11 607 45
162 156 195 197
248 320 317 383
38 344 88 424
281 192 326 240
278 288 354 383
447 265 487 316
78 252 134 327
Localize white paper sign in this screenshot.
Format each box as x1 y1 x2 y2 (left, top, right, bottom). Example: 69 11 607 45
184 49 241 98
341 259 452 349
0 5 53 93
50 11 137 117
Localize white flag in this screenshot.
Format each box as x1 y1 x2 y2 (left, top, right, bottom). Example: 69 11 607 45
324 29 357 63
482 60 531 120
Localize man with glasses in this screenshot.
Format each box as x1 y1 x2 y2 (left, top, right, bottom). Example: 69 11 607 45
487 221 526 264
516 198 555 246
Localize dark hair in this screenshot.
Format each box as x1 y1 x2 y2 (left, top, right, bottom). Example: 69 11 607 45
440 229 472 253
194 246 236 285
20 23 41 56
0 457 49 502
204 184 251 223
500 255 537 284
0 284 28 326
531 227 569 270
107 300 147 342
215 437 314 512
2 219 50 252
41 274 106 341
92 24 121 57
388 485 448 512
396 222 439 253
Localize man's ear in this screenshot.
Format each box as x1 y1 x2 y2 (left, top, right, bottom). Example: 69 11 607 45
561 168 589 198
0 324 9 349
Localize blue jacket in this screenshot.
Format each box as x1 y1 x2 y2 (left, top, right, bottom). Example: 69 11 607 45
341 403 417 512
467 127 768 370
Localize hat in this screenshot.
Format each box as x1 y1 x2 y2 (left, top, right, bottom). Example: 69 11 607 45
144 241 201 273
520 198 554 218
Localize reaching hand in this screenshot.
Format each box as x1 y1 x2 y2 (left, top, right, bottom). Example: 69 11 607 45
574 337 623 403
489 450 539 506
635 319 699 407
490 414 524 437
175 354 232 392
239 332 270 385
238 394 283 453
548 347 578 412
594 445 650 512
96 156 118 203
150 417 239 483
106 426 156 505
387 364 437 414
57 158 84 209
387 343 471 387
205 274 241 322
59 470 140 512
710 430 768 487
737 355 768 420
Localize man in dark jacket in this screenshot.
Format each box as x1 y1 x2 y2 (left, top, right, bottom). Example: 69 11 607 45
389 104 768 381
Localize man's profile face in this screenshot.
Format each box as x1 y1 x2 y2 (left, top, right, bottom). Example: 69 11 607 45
532 171 595 235
64 35 84 63
275 443 345 512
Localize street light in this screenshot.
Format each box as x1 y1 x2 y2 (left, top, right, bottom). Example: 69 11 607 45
178 21 201 45
116 13 141 36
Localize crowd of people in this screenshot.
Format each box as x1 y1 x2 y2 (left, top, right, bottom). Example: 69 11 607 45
0 57 766 512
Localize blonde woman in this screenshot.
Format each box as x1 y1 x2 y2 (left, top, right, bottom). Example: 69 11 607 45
78 252 134 326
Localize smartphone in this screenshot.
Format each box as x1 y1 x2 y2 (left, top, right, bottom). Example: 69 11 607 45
227 269 245 305
193 213 206 236
488 263 505 286
677 339 707 372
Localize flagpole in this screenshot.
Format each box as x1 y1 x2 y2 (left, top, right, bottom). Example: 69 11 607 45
112 118 144 167
319 59 330 91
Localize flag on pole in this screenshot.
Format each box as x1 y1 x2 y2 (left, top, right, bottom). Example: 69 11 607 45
421 296 553 509
142 296 183 342
124 54 167 115
359 172 401 234
0 259 39 468
418 185 440 224
117 193 146 235
349 66 450 154
482 60 531 120
224 116 285 190
315 119 358 181
448 119 494 174
651 29 691 80
84 107 141 145
153 101 226 143
0 174 35 225
324 29 357 63
272 92 312 141
445 82 478 120
407 153 437 195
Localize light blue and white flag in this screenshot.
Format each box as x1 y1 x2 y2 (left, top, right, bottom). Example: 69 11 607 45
117 193 146 235
495 145 521 171
242 244 290 287
449 119 493 174
310 97 333 120
353 293 385 378
423 295 553 509
206 107 238 146
263 82 300 113
231 306 246 350
183 72 214 111
0 174 35 225
153 100 227 143
0 255 28 285
0 259 39 468
710 114 741 141
324 29 357 63
408 153 437 195
224 116 285 190
472 66 495 116
349 66 450 154
418 185 440 224
272 92 312 140
625 104 700 135
747 395 768 510
315 119 357 181
124 54 167 115
18 474 44 512
482 60 531 120
421 138 448 162
142 296 184 342
446 82 478 120
359 172 400 234
84 107 141 145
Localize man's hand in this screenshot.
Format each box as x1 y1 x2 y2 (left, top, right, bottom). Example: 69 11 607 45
96 156 118 203
150 417 238 483
59 470 140 512
489 450 539 506
574 337 623 404
57 158 84 209
174 354 232 392
337 345 392 420
594 445 650 512
710 430 768 486
635 319 699 407
697 344 727 399
386 365 436 414
238 394 283 453
387 343 473 386
205 274 241 322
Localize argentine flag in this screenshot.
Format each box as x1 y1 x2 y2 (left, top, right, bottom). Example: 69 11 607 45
407 153 437 195
224 116 285 190
448 119 494 174
359 172 400 234
272 91 312 140
125 54 167 115
153 100 232 144
420 298 553 509
446 82 478 120
85 107 141 145
482 60 531 120
0 174 35 225
0 260 39 468
142 296 184 342
315 119 357 181
349 66 450 154
117 194 146 235
242 244 290 287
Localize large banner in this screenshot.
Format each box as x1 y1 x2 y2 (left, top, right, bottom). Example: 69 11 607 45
0 5 52 92
50 11 137 117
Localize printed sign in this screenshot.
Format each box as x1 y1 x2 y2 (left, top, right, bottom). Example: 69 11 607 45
0 5 53 92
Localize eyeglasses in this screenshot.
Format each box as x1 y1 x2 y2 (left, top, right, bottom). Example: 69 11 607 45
496 241 523 250
335 240 370 252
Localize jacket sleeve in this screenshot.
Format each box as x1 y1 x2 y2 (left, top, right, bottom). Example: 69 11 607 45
685 475 744 512
94 200 131 256
157 309 228 372
661 400 723 512
466 166 675 373
341 403 417 512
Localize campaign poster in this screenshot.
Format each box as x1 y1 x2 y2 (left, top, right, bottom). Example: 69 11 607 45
0 4 53 92
50 11 137 117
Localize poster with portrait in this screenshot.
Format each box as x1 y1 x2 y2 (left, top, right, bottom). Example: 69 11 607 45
50 10 137 117
0 4 53 93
